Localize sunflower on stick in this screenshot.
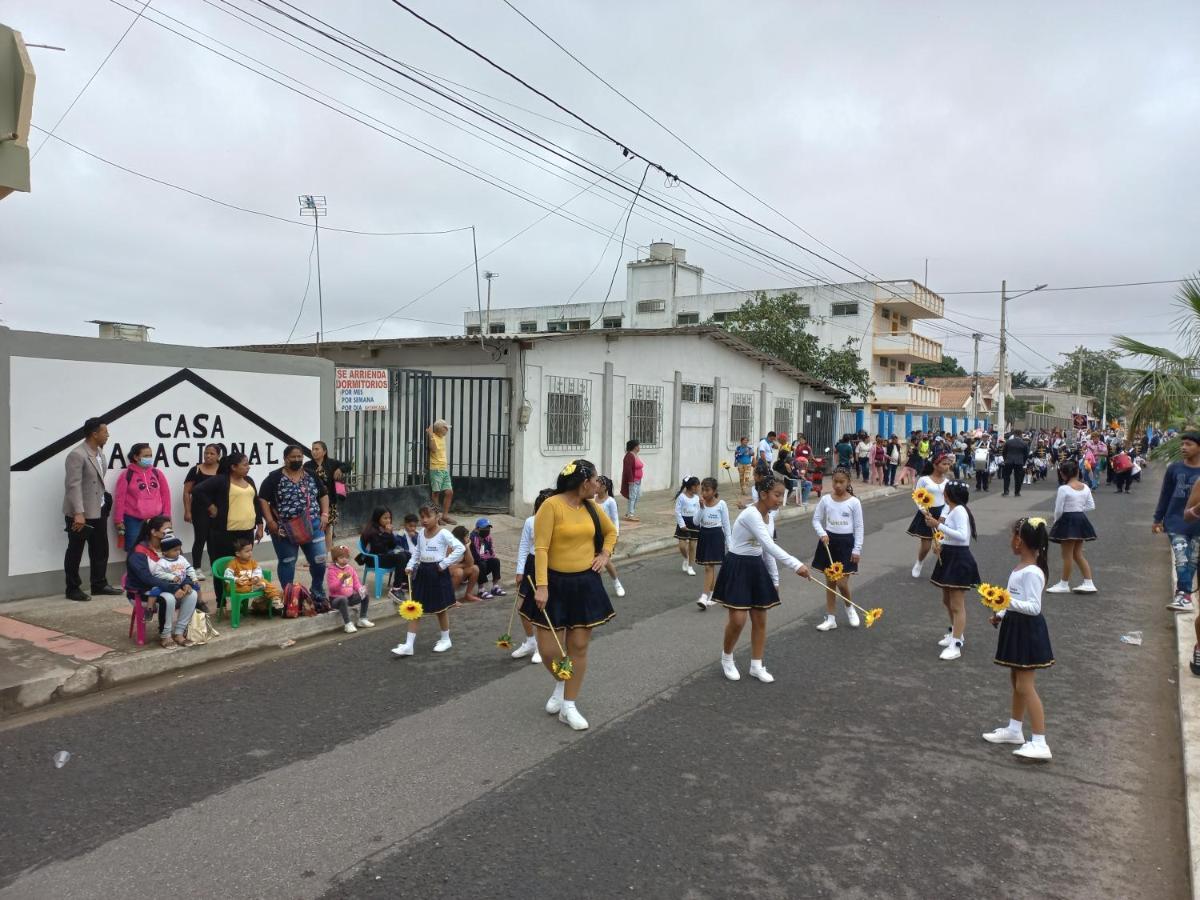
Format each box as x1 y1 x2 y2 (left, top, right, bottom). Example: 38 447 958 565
540 607 574 679
719 460 734 483
976 582 1012 613
801 570 884 628
820 540 844 581
496 578 529 649
911 487 935 510
397 588 423 621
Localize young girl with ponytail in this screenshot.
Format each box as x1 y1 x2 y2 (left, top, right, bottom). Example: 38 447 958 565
982 517 1055 761
927 481 980 661
674 476 702 576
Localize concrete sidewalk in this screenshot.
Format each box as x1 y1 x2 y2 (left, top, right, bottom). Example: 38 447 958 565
0 480 898 717
1173 563 1200 899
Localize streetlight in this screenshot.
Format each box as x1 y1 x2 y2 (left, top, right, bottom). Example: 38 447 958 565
996 281 1047 433
299 194 326 352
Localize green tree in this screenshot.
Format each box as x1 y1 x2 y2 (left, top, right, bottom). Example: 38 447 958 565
714 291 873 399
1011 370 1048 389
1050 346 1129 415
1113 274 1200 433
911 355 968 378
1005 396 1031 420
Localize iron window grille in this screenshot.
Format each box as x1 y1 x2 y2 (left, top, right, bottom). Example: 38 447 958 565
636 298 666 313
519 321 538 333
628 383 664 448
466 325 481 336
676 312 700 325
488 322 505 334
698 384 714 404
831 302 859 316
545 375 590 451
774 398 794 436
681 383 698 403
602 316 623 329
730 393 754 443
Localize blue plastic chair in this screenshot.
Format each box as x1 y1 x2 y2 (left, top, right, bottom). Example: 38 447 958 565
358 538 387 599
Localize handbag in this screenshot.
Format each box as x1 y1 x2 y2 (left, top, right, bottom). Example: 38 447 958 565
334 481 347 498
185 610 219 644
279 480 314 545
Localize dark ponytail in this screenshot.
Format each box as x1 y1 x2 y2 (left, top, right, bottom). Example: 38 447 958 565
1014 517 1050 579
674 475 700 499
944 481 977 538
555 459 603 553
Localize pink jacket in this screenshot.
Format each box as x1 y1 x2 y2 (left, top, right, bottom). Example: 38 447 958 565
113 465 172 521
326 563 365 599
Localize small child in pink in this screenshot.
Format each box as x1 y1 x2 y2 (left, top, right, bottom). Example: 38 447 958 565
326 545 373 634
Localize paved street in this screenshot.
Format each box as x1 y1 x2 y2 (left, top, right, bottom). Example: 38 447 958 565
0 475 1188 899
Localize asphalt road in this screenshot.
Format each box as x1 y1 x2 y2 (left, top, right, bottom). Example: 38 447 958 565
0 473 1188 899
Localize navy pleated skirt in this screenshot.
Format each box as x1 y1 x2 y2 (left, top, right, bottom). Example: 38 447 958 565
907 505 944 538
675 515 699 541
517 556 536 601
712 552 781 610
1049 511 1097 543
696 526 727 565
519 568 615 630
930 545 981 590
410 561 458 616
812 532 858 574
995 611 1055 669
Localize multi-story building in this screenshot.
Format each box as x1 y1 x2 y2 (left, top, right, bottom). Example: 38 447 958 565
464 242 948 433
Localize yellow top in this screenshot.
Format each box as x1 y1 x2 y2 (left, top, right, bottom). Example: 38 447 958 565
227 481 257 531
428 431 448 470
534 494 618 584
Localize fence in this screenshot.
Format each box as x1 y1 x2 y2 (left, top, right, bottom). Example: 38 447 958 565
803 400 839 455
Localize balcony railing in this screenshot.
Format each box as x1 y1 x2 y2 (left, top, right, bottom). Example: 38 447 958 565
873 281 944 319
872 381 942 408
872 331 942 364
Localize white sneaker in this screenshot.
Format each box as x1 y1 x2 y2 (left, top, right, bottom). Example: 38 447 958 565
545 692 562 715
697 594 716 610
511 639 537 659
357 617 375 628
195 571 206 581
343 622 357 634
531 649 542 664
1073 580 1097 594
682 559 689 573
937 629 954 647
939 640 963 661
558 706 589 730
911 560 923 578
748 665 775 683
982 727 1025 745
816 617 837 632
1046 581 1071 593
390 643 413 657
614 581 626 597
1013 741 1053 761
432 637 452 653
846 607 860 628
1168 592 1194 612
686 566 697 576
720 657 741 681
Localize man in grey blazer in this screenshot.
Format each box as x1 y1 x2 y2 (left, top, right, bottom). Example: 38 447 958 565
63 417 122 601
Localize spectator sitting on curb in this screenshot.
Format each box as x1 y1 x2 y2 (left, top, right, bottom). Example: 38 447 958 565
450 525 482 602
470 518 506 599
326 545 373 634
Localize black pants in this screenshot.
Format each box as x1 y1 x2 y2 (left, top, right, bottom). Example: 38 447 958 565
975 469 990 491
1113 470 1133 492
1002 463 1023 495
64 516 111 593
332 593 369 624
478 557 502 584
207 528 255 606
190 507 211 572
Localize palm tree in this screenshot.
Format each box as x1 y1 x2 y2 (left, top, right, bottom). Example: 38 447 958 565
1112 274 1200 436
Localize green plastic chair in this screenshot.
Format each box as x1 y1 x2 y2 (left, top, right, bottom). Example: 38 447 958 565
211 556 275 629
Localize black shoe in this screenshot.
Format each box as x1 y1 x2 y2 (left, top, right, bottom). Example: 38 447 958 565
66 589 92 602
1002 492 1009 496
1192 646 1200 677
92 584 124 596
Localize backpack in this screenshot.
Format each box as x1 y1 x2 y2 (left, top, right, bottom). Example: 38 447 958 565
283 582 311 619
311 590 331 615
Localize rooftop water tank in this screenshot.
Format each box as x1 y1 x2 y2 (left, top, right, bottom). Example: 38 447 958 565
648 241 673 261
672 247 687 263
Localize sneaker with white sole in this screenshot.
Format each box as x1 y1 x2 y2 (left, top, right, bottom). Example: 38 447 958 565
748 665 775 683
343 622 357 634
982 727 1025 745
911 560 923 578
1168 592 1195 612
1013 741 1052 761
816 617 837 632
511 639 537 659
531 649 542 664
1046 581 1071 593
939 640 963 661
846 607 860 628
720 657 741 681
697 595 716 610
686 566 697 576
195 571 206 581
432 637 452 652
937 628 954 648
614 581 626 597
358 618 375 628
1073 580 1097 594
558 706 589 730
390 643 414 657
491 587 506 597
545 693 562 715
682 560 690 573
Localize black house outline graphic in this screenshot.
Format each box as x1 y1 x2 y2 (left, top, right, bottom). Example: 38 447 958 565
11 368 310 472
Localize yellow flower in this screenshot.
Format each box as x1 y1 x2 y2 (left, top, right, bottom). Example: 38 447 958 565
864 607 883 628
720 460 731 469
992 588 1012 611
824 561 845 580
932 529 944 543
496 633 512 649
911 488 934 509
551 656 574 681
560 462 577 477
399 599 424 620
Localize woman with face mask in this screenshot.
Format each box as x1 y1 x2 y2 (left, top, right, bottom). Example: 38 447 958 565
113 442 172 552
258 444 331 604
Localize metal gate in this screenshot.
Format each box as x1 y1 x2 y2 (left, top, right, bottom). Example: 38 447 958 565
802 400 839 455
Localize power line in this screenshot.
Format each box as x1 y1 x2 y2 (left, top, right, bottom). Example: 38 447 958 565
591 163 650 326
941 278 1188 295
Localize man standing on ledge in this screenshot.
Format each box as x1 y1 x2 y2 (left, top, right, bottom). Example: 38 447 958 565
427 419 455 525
63 417 123 601
1001 430 1030 497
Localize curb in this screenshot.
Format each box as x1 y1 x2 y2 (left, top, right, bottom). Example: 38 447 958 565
1173 570 1200 900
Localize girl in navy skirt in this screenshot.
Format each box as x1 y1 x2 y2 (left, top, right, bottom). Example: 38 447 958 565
509 489 556 665
1047 459 1098 594
928 481 980 661
713 475 810 683
811 469 864 631
982 517 1055 761
909 453 953 578
695 477 732 609
674 476 701 576
390 504 465 658
520 460 617 731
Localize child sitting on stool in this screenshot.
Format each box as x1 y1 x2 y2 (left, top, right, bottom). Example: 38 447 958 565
223 537 283 613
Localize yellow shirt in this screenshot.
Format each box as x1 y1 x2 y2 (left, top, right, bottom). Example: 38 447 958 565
428 432 448 470
228 481 257 531
534 494 618 584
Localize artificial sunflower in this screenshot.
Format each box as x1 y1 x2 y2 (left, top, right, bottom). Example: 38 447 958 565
911 487 935 509
720 460 731 470
551 655 574 681
864 607 884 628
495 633 513 649
991 588 1012 612
398 598 424 620
975 583 1004 611
931 529 945 544
823 561 845 580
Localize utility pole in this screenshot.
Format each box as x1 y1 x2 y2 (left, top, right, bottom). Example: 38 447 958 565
971 332 982 430
483 271 500 332
299 195 327 353
1101 367 1109 429
996 280 1007 434
1076 349 1083 417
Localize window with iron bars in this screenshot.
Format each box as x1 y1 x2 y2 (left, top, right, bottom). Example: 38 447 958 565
488 322 505 334
698 384 714 404
628 384 663 448
681 383 698 402
774 398 794 436
730 393 754 443
545 376 590 451
519 321 538 333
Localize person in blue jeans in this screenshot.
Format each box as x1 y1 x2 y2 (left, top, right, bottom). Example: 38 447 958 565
1153 432 1200 613
258 445 330 603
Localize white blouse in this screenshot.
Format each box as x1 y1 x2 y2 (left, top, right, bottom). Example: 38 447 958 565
696 499 732 540
998 564 1046 618
728 506 802 584
515 516 535 573
938 505 972 546
915 474 948 508
675 492 701 527
1054 484 1095 519
811 494 864 555
600 496 620 534
405 528 465 572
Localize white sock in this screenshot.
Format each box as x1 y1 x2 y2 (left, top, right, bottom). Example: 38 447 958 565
552 680 565 700
721 651 734 663
750 658 764 670
1007 718 1023 733
1031 733 1047 745
403 631 416 649
699 593 709 602
614 579 623 588
439 630 450 641
825 614 836 623
561 698 576 712
523 634 537 647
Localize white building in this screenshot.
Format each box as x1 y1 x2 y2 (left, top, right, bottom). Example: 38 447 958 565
247 327 846 515
464 242 948 429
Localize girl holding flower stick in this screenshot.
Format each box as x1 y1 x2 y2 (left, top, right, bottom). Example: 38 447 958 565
982 517 1055 761
695 477 732 609
520 460 617 731
811 469 864 631
674 476 702 576
712 475 810 683
908 453 954 578
508 489 556 664
927 482 980 661
389 505 465 658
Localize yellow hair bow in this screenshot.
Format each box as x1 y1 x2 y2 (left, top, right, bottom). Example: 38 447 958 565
560 463 577 477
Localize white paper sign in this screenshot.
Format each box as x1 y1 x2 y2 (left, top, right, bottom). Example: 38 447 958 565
336 367 389 412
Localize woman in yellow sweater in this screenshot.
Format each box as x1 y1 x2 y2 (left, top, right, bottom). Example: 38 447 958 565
519 459 617 731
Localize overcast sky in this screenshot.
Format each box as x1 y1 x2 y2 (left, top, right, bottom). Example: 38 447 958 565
4 0 1198 378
